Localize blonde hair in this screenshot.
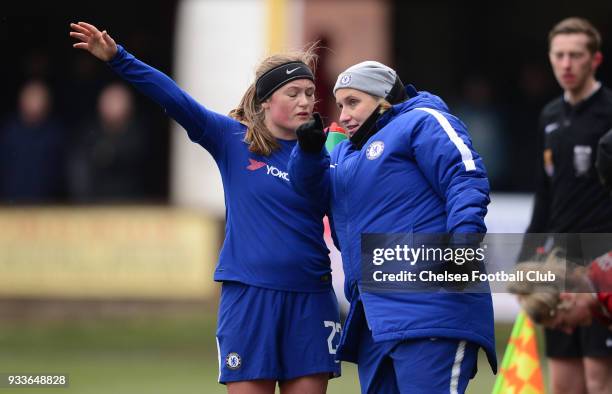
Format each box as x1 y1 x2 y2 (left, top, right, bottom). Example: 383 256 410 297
378 98 392 114
508 250 591 323
229 43 319 156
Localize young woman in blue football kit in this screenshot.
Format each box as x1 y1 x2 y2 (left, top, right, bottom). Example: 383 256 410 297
70 21 340 394
289 61 497 393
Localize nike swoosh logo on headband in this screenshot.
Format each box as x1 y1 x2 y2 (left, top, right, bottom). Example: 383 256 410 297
286 67 300 74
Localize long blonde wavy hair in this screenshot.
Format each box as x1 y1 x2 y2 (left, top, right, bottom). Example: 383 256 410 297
229 43 319 156
508 250 592 323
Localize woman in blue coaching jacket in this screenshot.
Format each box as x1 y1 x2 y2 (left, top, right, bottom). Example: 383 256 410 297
289 61 496 394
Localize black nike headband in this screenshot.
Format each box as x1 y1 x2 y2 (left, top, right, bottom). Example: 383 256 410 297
255 61 314 102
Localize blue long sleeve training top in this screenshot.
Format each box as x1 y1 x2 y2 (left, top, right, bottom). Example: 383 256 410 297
108 46 332 292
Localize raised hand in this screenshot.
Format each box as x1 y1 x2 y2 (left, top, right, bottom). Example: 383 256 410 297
296 113 327 153
69 22 117 62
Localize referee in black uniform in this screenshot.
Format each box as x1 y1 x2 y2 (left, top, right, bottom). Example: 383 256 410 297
526 17 612 394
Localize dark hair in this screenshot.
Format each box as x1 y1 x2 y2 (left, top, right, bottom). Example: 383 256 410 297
548 17 601 54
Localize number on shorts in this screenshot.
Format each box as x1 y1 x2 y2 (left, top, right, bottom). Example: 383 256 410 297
324 320 341 354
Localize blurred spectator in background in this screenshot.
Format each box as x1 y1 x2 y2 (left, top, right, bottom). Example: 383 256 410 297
454 75 510 189
0 80 67 203
507 62 554 191
69 82 149 203
61 53 108 129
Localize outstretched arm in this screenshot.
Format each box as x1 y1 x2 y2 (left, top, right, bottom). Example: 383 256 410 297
69 21 233 158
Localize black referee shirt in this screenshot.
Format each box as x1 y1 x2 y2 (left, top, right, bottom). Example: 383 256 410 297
527 86 612 234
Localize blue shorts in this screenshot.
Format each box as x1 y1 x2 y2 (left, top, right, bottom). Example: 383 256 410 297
216 281 341 383
344 301 478 394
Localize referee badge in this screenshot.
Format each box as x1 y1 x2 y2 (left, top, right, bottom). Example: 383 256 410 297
225 352 242 370
573 145 592 177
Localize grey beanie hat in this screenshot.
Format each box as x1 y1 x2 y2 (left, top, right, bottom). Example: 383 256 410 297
333 61 397 98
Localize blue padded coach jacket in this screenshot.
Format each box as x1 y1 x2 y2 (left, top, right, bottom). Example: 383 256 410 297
288 89 497 372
